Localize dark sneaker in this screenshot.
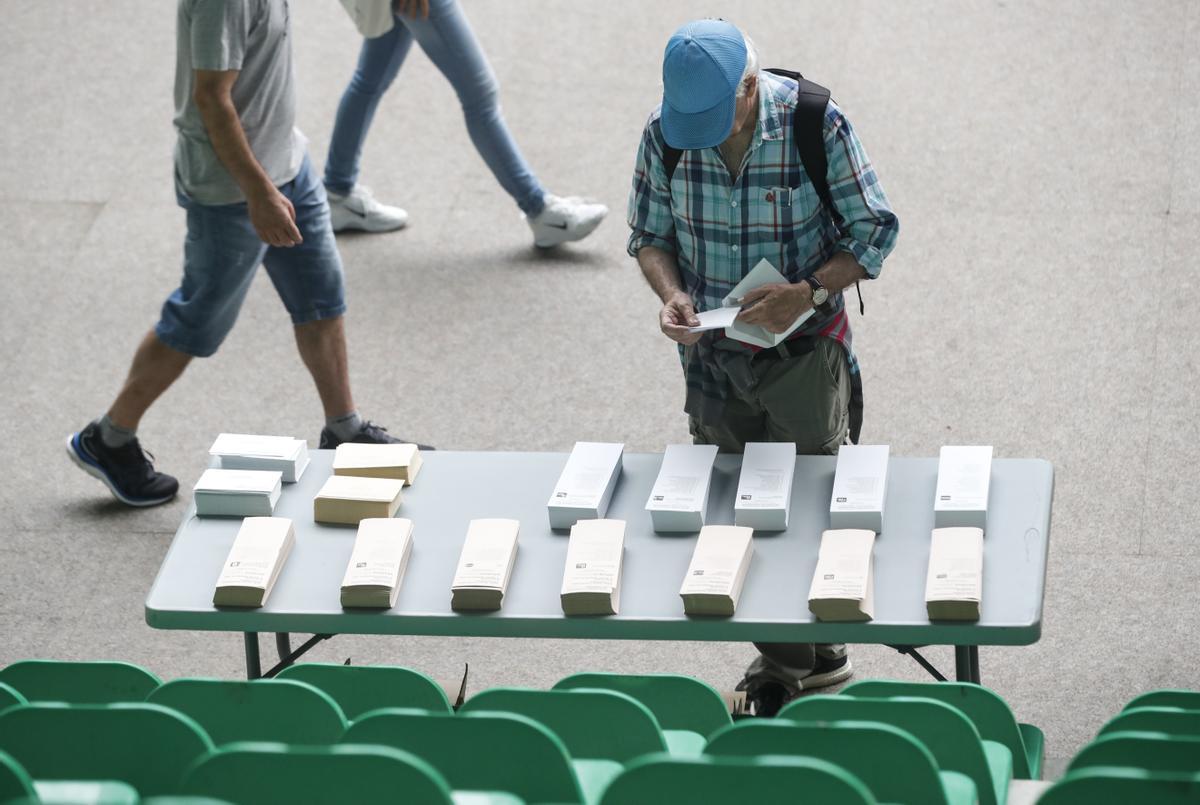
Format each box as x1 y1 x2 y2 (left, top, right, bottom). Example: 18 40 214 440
66 422 179 507
801 653 854 691
318 421 434 451
742 680 792 718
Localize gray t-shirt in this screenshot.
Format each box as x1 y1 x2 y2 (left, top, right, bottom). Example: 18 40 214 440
173 0 307 205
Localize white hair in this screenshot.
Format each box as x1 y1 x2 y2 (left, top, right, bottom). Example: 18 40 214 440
736 31 760 97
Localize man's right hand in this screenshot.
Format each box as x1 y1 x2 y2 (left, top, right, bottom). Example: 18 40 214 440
248 187 302 248
660 292 703 345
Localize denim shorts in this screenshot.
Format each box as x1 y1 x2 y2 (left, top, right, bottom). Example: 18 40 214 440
155 154 347 358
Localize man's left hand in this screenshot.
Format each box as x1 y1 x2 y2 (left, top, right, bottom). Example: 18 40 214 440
736 283 812 333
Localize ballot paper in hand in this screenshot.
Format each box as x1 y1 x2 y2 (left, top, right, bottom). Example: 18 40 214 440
686 305 740 333
721 259 815 348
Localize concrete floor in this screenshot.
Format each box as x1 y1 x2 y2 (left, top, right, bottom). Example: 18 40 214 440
2 0 1198 775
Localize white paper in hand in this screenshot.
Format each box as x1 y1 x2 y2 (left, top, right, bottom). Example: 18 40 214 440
686 306 740 333
722 259 815 348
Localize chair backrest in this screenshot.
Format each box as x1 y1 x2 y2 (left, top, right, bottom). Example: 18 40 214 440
1124 690 1200 712
553 673 731 738
843 678 1034 778
0 703 213 796
182 741 453 804
1068 732 1200 775
0 660 161 705
599 753 877 804
146 678 347 745
706 719 950 805
344 707 584 803
461 687 668 762
0 748 36 802
0 683 27 715
276 663 452 719
1037 767 1200 805
1098 707 1200 738
779 694 1007 805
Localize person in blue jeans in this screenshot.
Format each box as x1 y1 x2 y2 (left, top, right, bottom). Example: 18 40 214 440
67 0 420 507
327 0 607 247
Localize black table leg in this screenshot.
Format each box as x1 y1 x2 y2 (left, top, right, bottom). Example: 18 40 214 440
275 632 292 662
954 645 972 682
969 645 981 684
244 632 261 679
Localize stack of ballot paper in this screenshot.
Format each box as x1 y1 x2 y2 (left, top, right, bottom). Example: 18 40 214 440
829 445 890 532
679 525 755 617
925 527 984 621
194 468 282 517
560 519 625 616
547 442 624 529
340 518 415 608
213 516 295 608
333 443 423 485
313 475 403 525
808 529 876 622
934 446 993 529
734 442 796 531
451 519 520 612
209 433 309 483
645 444 719 533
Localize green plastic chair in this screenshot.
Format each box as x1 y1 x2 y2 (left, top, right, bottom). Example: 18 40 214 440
843 678 1045 779
0 749 36 802
599 753 878 805
1098 707 1200 739
146 678 347 746
0 683 27 715
0 660 162 705
1125 690 1200 712
275 662 452 718
553 673 731 756
344 707 583 804
31 780 140 804
705 719 976 805
779 694 1011 805
181 741 456 804
1037 766 1200 805
0 703 214 796
1068 731 1200 775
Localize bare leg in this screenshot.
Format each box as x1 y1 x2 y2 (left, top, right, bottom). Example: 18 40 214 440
107 330 193 430
294 316 355 418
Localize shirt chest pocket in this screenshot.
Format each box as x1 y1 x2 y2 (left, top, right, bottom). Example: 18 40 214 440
747 184 820 239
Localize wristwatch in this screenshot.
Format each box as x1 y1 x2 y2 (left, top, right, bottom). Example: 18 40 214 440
804 275 832 312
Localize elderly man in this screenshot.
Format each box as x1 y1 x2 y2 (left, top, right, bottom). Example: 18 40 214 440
627 19 899 715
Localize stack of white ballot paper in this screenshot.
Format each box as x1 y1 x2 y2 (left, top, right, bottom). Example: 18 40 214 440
451 519 520 612
213 516 295 607
808 529 876 622
547 442 624 529
560 519 625 616
194 468 282 517
734 442 796 530
934 446 993 528
333 442 423 485
340 518 415 609
208 433 309 483
645 444 719 532
679 525 755 617
925 527 984 621
313 475 403 525
829 445 890 532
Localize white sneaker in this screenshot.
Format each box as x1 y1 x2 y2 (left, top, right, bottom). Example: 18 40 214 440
525 194 608 248
327 185 409 233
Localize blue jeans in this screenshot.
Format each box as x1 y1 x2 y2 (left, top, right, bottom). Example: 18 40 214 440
324 0 546 216
157 155 347 358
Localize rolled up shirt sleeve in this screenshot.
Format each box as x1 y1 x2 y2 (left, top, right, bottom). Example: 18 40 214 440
824 102 899 278
626 115 678 257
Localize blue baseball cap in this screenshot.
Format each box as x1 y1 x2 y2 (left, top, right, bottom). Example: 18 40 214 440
660 19 747 149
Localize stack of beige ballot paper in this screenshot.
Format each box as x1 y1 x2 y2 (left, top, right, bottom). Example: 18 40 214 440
547 442 624 529
733 442 796 530
209 433 309 483
560 519 625 616
645 444 719 533
194 468 282 517
451 519 520 612
808 529 876 622
333 442 423 484
314 475 403 525
213 516 295 607
925 527 984 620
340 518 415 608
679 525 755 616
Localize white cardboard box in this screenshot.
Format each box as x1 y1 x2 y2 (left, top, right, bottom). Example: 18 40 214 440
807 528 875 622
645 444 719 533
213 516 295 607
209 433 309 483
560 518 625 616
194 468 282 517
679 525 755 617
734 442 796 531
934 446 993 529
451 519 520 611
547 442 624 529
829 445 890 532
340 518 415 608
925 526 984 621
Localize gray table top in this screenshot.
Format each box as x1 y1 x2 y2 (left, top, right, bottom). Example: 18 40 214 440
145 451 1054 646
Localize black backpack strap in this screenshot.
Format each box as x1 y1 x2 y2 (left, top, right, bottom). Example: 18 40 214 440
766 68 833 217
663 143 683 183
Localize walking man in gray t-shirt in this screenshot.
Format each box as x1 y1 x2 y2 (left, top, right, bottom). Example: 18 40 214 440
67 0 419 506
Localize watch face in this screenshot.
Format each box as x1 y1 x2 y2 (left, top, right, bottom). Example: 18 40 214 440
812 287 829 305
